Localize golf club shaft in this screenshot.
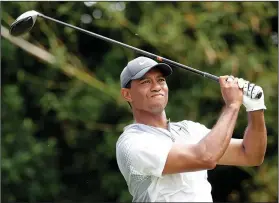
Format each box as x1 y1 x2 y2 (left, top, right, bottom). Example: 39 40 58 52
39 13 219 82
35 12 262 99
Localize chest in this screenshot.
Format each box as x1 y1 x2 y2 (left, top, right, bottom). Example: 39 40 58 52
160 125 208 183
167 124 200 144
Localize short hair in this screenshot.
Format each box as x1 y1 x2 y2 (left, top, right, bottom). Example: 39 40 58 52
125 80 131 89
125 81 132 108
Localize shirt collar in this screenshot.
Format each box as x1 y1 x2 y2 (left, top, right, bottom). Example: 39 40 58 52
128 118 171 131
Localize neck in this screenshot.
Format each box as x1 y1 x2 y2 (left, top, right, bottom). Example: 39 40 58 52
132 109 168 129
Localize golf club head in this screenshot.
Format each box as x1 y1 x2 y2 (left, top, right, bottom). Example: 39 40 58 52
10 10 39 36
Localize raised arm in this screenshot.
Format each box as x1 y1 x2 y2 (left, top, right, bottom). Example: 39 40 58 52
217 111 267 166
163 76 243 174
242 111 267 164
217 81 267 166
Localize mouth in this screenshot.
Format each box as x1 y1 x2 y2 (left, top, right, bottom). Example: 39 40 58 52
151 94 164 98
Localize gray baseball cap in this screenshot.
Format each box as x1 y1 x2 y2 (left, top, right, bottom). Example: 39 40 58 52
120 56 173 88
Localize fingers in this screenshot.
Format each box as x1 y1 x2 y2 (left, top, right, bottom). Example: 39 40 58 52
219 75 230 86
222 76 263 100
219 75 243 107
251 85 263 99
219 75 238 87
237 78 245 88
242 79 255 97
243 81 263 99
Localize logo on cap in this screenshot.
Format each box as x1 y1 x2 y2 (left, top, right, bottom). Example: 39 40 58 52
139 60 147 65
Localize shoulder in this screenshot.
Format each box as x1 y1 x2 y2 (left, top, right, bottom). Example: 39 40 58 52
116 123 171 152
117 124 145 144
116 124 151 151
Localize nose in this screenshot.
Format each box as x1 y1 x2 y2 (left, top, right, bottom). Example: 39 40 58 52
150 80 161 92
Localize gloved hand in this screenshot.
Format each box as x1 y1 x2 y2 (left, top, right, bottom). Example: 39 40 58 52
238 79 267 112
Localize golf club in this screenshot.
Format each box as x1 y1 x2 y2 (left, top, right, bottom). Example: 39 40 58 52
10 10 263 99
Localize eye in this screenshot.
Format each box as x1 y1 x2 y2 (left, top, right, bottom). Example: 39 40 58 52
141 80 150 84
158 78 166 82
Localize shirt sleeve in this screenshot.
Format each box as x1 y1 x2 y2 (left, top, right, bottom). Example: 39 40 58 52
117 132 173 178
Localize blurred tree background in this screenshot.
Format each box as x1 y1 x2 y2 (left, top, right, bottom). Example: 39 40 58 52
1 2 278 202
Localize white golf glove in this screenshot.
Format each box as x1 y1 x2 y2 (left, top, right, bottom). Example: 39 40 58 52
238 79 267 112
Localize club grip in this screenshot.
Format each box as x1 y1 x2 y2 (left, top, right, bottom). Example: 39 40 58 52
208 74 262 99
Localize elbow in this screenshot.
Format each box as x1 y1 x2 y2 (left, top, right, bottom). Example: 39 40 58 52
251 155 265 166
198 151 217 170
256 159 264 166
247 148 266 167
242 143 266 166
246 152 265 166
204 160 217 170
195 144 217 170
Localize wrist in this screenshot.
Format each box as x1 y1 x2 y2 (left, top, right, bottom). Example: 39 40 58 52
247 110 265 117
244 103 266 112
247 111 266 130
226 103 241 111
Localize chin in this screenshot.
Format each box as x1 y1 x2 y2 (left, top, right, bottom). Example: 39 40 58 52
148 104 165 114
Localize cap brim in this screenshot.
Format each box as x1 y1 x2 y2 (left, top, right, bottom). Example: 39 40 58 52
131 63 173 80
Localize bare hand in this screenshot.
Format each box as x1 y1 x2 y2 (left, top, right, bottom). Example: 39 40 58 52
219 75 243 108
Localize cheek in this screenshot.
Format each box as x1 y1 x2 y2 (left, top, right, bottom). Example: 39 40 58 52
163 84 169 94
163 85 169 101
130 89 147 102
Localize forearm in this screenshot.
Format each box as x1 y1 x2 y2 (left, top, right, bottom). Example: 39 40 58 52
242 110 267 164
197 104 240 163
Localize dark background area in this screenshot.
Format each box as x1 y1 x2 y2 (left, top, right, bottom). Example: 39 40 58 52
1 2 278 202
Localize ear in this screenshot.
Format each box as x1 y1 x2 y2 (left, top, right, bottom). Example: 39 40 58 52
121 88 132 102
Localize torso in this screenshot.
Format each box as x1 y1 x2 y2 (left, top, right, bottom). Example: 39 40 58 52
116 120 213 202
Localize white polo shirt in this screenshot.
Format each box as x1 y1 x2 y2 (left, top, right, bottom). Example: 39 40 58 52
116 120 213 202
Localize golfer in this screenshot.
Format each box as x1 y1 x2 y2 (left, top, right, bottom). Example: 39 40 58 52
116 56 267 202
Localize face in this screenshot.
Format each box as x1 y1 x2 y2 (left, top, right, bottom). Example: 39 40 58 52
121 68 169 114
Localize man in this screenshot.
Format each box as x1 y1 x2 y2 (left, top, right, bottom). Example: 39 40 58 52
116 56 267 202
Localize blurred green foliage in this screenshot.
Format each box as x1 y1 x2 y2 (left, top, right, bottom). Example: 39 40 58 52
1 2 278 202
